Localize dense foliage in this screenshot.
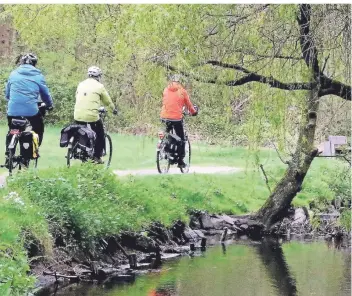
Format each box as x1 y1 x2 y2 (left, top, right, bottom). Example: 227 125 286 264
0 4 350 147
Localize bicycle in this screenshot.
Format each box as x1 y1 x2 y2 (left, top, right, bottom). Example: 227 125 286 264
156 111 193 174
1 103 49 176
65 107 113 168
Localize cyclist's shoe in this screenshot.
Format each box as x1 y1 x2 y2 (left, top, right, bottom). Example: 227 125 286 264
93 157 104 164
177 160 186 168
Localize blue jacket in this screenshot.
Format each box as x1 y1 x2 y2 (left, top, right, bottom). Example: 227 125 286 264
5 65 53 116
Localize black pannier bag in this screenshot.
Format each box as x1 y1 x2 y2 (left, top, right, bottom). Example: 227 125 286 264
76 126 96 157
60 124 96 157
167 134 180 155
60 124 81 147
19 131 39 159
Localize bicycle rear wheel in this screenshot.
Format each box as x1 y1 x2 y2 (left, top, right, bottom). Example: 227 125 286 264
7 136 20 176
180 140 191 173
102 134 113 168
157 143 170 174
8 149 15 176
66 148 72 168
31 157 38 169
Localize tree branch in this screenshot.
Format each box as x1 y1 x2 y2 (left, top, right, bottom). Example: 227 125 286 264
231 49 302 60
297 4 320 74
157 59 351 101
198 60 314 90
260 164 272 194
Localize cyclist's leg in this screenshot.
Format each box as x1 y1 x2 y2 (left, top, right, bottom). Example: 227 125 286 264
27 113 44 146
90 120 105 159
172 121 186 163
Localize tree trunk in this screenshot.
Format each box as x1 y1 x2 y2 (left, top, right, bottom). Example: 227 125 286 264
256 86 320 228
256 4 322 229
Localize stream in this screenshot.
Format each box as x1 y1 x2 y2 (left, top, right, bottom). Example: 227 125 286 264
39 239 351 296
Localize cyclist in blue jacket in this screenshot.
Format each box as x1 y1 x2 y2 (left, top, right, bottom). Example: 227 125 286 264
5 53 53 147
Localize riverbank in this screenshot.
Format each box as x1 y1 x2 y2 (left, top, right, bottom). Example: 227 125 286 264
33 209 350 295
0 160 350 295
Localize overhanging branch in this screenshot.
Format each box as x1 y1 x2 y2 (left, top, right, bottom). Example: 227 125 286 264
157 59 351 100
160 61 313 92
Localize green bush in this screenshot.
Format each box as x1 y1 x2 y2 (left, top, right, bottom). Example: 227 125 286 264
0 191 51 295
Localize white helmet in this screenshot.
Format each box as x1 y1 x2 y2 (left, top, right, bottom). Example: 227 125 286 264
170 74 182 83
87 66 102 78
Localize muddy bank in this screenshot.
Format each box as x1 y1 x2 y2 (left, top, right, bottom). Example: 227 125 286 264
31 204 350 295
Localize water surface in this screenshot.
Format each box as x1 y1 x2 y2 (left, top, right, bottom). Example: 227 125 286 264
47 240 351 296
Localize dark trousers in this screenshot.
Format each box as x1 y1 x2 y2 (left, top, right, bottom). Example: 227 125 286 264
7 112 44 146
163 119 185 159
75 119 105 158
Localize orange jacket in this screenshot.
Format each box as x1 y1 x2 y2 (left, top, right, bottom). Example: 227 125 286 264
160 82 196 120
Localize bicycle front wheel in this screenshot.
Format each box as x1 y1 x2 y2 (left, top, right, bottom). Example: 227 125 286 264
157 143 170 174
103 134 113 168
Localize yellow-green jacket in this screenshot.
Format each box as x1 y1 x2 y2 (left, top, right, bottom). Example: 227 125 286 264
74 78 115 122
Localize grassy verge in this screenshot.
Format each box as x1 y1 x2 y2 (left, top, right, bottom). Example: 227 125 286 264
0 191 51 295
0 125 350 294
0 125 280 171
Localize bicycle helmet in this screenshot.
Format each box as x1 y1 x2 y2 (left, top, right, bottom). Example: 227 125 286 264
88 66 103 80
170 74 182 83
20 53 38 66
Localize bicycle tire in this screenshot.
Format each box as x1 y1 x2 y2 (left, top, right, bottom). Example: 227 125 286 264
180 139 191 173
104 134 113 168
157 143 170 174
67 148 72 168
8 149 15 176
32 157 38 169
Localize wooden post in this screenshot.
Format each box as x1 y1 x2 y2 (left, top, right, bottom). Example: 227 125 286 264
128 253 137 269
220 227 228 242
201 238 207 251
155 247 162 267
221 242 226 255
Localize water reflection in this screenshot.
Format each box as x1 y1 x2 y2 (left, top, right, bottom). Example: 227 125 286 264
254 239 297 296
147 280 177 296
43 240 350 296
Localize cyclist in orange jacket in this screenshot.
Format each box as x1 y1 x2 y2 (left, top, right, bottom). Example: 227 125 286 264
160 74 198 168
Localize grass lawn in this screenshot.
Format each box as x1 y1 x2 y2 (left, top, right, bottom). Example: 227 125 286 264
0 124 347 213
0 124 282 171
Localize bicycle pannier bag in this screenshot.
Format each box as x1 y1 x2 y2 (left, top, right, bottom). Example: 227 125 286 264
60 124 81 147
19 131 39 159
167 134 179 154
77 127 96 157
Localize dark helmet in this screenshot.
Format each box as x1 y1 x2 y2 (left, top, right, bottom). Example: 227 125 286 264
20 53 38 66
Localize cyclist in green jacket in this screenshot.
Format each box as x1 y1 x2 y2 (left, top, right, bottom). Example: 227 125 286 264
74 66 117 164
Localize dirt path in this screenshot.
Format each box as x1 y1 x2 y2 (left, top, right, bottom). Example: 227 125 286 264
113 166 241 176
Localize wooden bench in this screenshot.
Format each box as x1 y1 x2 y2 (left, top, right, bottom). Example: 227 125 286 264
318 136 350 157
